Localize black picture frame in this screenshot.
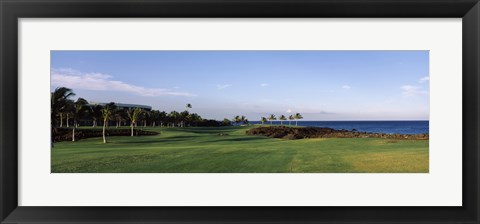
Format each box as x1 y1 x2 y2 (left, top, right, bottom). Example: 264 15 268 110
1 0 479 223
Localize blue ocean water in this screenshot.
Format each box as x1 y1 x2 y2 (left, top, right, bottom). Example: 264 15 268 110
250 121 429 134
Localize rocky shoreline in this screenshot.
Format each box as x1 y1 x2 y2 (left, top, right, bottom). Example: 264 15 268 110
246 126 428 140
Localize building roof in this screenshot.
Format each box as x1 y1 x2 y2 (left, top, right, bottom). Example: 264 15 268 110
87 102 152 110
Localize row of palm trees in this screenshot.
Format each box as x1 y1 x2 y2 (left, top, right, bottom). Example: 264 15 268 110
233 115 249 126
51 87 204 143
260 113 303 126
52 87 306 144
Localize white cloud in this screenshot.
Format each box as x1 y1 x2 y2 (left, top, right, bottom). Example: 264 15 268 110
216 84 232 90
419 76 430 83
286 109 292 113
342 85 351 89
401 85 428 96
51 68 196 97
260 83 269 87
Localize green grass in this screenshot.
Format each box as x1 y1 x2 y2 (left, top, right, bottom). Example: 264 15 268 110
51 126 429 173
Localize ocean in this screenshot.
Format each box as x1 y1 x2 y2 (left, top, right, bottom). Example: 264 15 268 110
249 120 429 134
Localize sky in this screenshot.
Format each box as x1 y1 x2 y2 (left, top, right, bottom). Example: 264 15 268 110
51 50 429 121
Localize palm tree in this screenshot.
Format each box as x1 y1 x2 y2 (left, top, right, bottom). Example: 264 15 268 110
114 109 126 128
223 118 231 126
181 104 192 127
90 105 103 128
127 108 142 136
260 117 267 125
190 113 202 126
51 87 75 148
142 110 150 127
159 111 167 127
240 115 246 125
51 87 75 128
234 115 241 126
71 98 88 142
58 99 73 127
150 110 160 127
279 115 287 125
64 101 74 128
268 114 277 125
101 103 116 143
169 111 180 127
288 115 295 126
294 113 303 126
180 110 190 127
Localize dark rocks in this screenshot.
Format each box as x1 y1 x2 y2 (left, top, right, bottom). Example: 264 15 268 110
246 126 429 140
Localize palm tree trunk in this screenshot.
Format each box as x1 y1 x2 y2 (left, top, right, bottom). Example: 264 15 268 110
152 121 156 127
131 123 134 136
60 113 63 127
295 120 298 126
72 121 76 142
66 114 69 127
103 121 107 143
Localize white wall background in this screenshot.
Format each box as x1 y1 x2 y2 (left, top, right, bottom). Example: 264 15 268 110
18 18 462 206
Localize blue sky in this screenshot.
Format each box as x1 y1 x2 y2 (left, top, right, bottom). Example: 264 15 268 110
51 51 429 121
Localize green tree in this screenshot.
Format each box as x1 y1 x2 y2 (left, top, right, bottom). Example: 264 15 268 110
234 115 241 125
240 115 246 125
71 98 88 142
288 115 295 126
51 87 75 128
158 111 167 127
64 101 74 128
150 110 160 127
142 110 150 127
180 110 190 127
294 113 303 126
127 108 142 136
169 111 180 127
181 104 192 127
190 113 202 125
89 105 103 128
260 117 267 125
58 99 74 127
114 109 127 128
268 114 277 125
51 87 75 147
279 115 287 125
101 102 116 143
223 118 232 126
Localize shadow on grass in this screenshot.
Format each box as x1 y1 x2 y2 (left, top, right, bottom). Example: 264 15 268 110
167 126 248 134
202 137 271 143
119 135 202 144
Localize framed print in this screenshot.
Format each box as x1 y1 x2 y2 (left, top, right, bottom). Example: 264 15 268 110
1 0 479 223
